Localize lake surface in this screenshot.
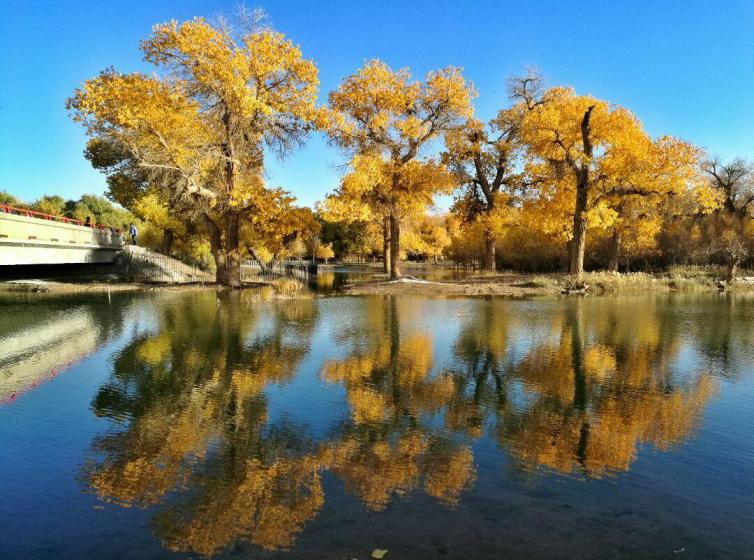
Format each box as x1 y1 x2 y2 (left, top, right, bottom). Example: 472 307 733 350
314 265 474 292
2 290 754 559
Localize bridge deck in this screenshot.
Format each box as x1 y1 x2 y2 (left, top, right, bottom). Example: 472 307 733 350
0 207 123 266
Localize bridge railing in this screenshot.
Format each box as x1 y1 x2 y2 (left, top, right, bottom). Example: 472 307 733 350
0 204 121 233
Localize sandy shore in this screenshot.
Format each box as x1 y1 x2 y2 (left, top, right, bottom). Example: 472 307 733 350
0 279 219 294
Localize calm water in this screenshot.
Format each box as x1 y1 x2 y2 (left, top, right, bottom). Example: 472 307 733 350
314 265 473 292
2 290 754 559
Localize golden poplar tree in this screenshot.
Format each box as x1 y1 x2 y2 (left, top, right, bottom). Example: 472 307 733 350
68 17 324 286
519 87 694 276
319 153 454 273
443 71 543 270
327 60 474 278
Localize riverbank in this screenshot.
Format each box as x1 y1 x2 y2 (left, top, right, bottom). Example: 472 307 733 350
343 268 754 297
0 277 309 299
4 266 753 299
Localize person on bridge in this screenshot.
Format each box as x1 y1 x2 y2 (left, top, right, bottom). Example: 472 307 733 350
129 223 137 245
84 216 92 227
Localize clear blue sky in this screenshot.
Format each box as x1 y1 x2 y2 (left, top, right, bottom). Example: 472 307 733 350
1 0 753 208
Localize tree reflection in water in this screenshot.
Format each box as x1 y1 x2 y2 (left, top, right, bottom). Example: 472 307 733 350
319 296 475 511
86 290 322 554
83 293 719 556
448 298 717 477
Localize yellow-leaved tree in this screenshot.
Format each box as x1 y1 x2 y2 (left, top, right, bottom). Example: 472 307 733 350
599 136 710 271
327 60 474 278
319 153 454 273
519 86 699 276
443 71 543 270
316 243 335 264
68 16 324 286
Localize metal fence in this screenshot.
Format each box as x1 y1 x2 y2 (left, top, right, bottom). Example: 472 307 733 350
242 258 318 287
122 247 213 283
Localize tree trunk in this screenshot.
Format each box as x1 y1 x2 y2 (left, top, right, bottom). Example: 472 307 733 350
483 233 496 271
569 185 588 277
206 219 228 285
206 214 242 287
248 247 273 274
607 230 622 272
215 109 242 288
727 259 739 283
224 211 242 288
160 228 174 255
569 106 594 279
389 213 401 279
382 217 391 275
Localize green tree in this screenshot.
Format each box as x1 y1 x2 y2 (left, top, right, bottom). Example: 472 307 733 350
68 194 133 227
0 190 25 207
31 195 66 216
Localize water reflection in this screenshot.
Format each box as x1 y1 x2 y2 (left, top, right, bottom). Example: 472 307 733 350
80 293 726 556
494 299 717 476
0 293 128 403
319 297 475 510
86 291 320 553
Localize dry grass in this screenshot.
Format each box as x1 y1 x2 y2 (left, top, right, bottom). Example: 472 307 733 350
269 277 306 296
345 265 754 298
566 266 754 294
512 275 558 289
571 272 661 294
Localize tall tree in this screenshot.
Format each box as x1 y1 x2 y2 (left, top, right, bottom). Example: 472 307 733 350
319 153 453 274
443 71 542 270
520 87 690 276
600 136 706 271
703 158 754 280
68 17 323 286
327 60 473 278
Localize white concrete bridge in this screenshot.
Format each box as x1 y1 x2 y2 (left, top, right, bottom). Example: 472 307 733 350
0 205 123 266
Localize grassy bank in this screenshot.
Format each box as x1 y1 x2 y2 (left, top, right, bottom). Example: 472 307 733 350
343 266 754 297
4 265 751 299
0 276 310 299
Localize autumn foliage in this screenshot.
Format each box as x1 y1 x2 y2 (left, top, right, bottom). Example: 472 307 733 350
68 16 324 285
66 14 754 281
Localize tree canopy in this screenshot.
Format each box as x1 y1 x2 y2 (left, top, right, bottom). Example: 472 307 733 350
68 16 325 285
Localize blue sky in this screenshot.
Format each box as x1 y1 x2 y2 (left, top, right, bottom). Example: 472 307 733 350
1 0 753 208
